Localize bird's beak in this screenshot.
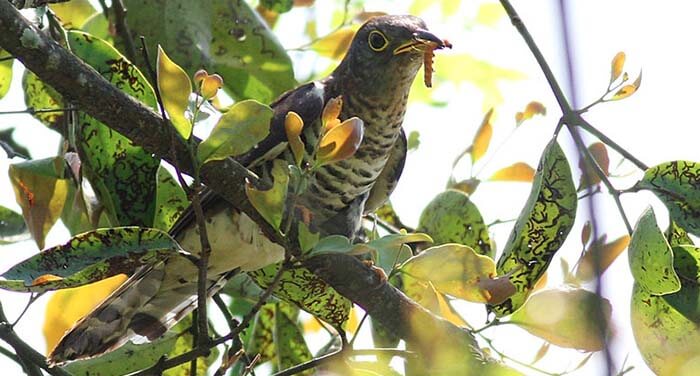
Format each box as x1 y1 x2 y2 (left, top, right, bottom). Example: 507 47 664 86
393 29 451 55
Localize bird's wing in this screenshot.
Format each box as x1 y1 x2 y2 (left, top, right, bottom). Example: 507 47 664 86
363 128 407 213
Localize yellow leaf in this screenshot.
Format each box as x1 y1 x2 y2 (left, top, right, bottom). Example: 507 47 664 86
475 3 505 27
322 96 343 130
430 283 469 327
489 162 535 182
31 274 63 286
515 101 546 126
610 52 626 84
610 71 642 101
576 235 631 281
578 142 610 190
316 117 364 166
157 46 193 139
511 287 611 352
532 272 547 292
470 108 493 164
44 274 128 354
50 0 96 29
193 69 223 100
401 244 498 303
285 111 305 166
312 26 359 60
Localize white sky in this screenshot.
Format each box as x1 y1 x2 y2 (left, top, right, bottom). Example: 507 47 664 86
0 1 698 375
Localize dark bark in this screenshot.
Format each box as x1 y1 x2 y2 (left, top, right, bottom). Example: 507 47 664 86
0 2 483 370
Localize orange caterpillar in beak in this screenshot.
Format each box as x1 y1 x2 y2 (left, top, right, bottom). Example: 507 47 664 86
424 39 452 88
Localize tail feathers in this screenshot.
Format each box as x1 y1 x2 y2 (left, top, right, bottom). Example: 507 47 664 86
48 255 227 365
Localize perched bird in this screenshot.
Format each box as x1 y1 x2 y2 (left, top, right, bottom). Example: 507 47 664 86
49 14 449 363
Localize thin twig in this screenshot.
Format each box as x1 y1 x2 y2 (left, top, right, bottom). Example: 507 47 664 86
112 0 138 64
0 108 72 115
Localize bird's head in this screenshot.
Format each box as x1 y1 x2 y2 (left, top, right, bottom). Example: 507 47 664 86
336 15 449 95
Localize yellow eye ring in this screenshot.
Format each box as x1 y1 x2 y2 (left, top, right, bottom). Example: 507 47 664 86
368 30 389 52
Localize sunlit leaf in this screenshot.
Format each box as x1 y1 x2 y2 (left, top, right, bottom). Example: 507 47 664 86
417 189 492 257
22 70 64 128
44 274 128 353
317 117 364 166
489 162 535 182
285 111 305 166
68 31 159 227
431 283 469 327
610 52 626 84
322 96 343 130
0 205 29 244
635 160 700 236
576 234 630 281
0 227 180 292
245 160 289 230
491 139 577 316
0 49 12 100
511 287 611 351
9 157 68 249
628 207 680 295
610 71 642 100
193 69 224 100
157 46 193 139
261 0 293 14
312 26 359 60
578 142 610 190
50 0 97 29
198 100 273 163
401 244 507 303
166 315 219 375
470 108 493 164
515 101 546 127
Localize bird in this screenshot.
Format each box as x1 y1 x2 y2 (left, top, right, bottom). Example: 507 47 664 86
48 14 449 364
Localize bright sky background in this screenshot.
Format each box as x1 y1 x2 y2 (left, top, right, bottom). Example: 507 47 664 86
0 0 698 375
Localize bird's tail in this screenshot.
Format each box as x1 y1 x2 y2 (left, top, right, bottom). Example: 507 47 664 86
48 254 224 364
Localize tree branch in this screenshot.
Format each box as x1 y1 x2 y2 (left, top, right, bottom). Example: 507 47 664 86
0 2 483 370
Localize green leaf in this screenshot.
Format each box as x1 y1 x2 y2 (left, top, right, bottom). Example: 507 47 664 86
636 161 700 236
249 264 351 328
261 0 293 13
401 244 512 304
0 227 180 292
0 49 13 100
63 334 178 376
248 304 277 365
0 205 28 244
297 221 320 253
491 139 577 316
50 0 97 29
306 235 352 256
245 159 288 230
198 100 272 163
274 303 312 374
123 0 296 102
165 315 219 376
153 166 188 231
9 157 68 249
22 70 64 128
628 207 681 295
418 189 493 257
407 130 420 151
67 30 159 227
157 46 193 139
511 287 611 352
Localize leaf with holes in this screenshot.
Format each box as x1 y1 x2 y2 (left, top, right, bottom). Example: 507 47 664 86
9 157 68 249
0 227 181 292
68 31 159 227
635 161 700 236
123 0 296 103
490 139 577 316
22 71 64 128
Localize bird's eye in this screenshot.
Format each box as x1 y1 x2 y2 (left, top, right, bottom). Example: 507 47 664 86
368 30 389 52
